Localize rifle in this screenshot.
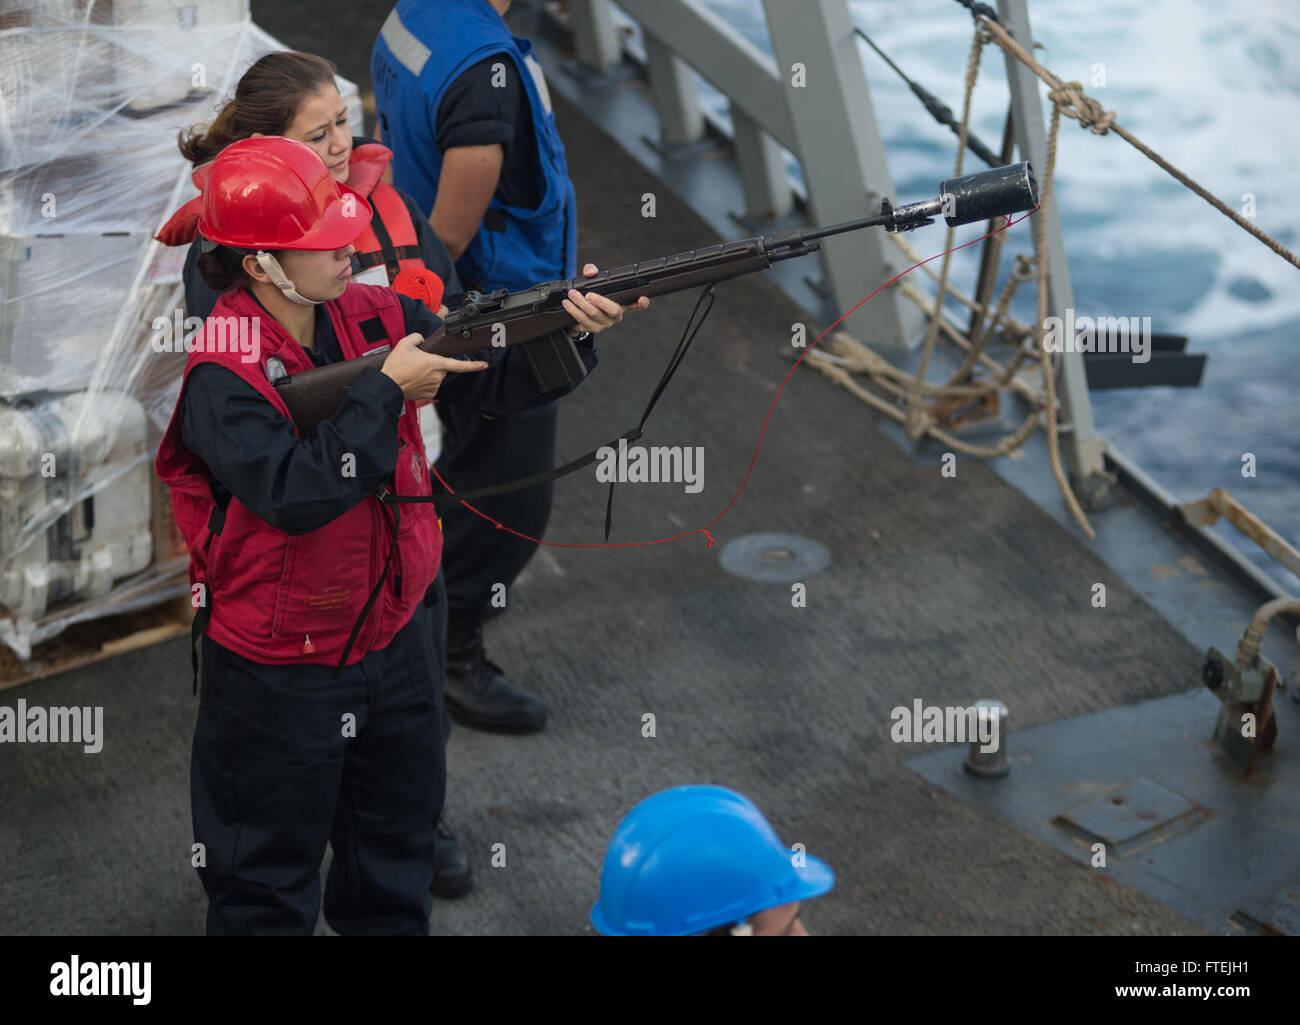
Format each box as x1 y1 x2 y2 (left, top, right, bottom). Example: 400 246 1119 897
274 162 1038 434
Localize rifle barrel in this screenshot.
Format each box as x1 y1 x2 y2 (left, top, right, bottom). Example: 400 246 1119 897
795 212 891 244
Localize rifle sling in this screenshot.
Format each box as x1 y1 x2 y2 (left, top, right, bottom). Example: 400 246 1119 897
333 285 716 664
385 284 718 543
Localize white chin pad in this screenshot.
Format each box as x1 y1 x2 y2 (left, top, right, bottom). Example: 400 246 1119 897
255 251 323 306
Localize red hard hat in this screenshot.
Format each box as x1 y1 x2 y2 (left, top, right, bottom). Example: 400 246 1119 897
196 136 372 251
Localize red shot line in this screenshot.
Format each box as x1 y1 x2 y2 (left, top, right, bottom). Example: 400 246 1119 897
430 208 1036 551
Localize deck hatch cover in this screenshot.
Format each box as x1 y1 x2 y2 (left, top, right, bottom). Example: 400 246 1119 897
1055 777 1209 854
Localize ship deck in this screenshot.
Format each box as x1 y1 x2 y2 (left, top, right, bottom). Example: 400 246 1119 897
4 1 1294 937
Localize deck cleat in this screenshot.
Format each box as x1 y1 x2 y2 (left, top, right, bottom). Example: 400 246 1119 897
962 699 1010 779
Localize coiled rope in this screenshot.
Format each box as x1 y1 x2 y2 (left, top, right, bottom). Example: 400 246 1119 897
808 8 1300 538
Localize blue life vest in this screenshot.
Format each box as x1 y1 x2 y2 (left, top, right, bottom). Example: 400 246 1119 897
372 0 578 292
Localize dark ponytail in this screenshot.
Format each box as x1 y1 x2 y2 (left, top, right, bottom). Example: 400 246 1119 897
177 50 339 166
195 247 252 291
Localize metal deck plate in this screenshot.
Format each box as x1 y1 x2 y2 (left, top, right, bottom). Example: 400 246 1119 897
907 687 1300 935
1056 777 1210 854
1233 883 1300 936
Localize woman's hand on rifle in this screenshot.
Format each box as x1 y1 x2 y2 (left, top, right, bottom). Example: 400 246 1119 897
563 262 650 338
380 331 488 401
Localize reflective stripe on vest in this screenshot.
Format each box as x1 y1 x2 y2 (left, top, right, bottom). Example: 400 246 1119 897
378 6 431 76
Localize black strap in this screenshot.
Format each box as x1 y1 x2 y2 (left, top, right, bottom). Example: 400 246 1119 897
190 604 210 697
354 244 420 271
330 285 717 666
190 505 225 696
399 285 718 540
367 200 404 282
428 426 642 506
603 284 715 540
335 489 402 674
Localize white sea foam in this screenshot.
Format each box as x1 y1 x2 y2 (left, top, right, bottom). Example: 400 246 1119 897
689 0 1300 584
697 0 1300 335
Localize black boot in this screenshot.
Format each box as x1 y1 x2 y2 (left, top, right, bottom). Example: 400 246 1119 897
443 615 548 734
431 816 473 899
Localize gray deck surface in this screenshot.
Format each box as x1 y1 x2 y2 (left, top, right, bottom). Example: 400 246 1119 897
0 2 1214 936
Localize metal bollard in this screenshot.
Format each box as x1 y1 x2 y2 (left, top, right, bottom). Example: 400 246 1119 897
963 699 1010 779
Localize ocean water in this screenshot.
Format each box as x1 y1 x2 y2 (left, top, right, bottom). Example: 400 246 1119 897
670 0 1300 592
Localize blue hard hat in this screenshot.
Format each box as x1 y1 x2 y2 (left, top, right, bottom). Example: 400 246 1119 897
590 785 835 936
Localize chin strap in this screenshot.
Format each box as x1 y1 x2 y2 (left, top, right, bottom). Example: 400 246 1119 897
255 250 322 306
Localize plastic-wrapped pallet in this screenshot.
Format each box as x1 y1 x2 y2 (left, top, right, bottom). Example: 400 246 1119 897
0 391 153 619
0 0 367 663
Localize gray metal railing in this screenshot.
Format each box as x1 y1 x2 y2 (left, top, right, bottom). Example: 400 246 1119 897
566 0 1107 490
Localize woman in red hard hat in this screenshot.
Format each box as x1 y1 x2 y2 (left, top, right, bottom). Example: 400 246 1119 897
158 50 461 320
155 135 631 935
155 50 644 902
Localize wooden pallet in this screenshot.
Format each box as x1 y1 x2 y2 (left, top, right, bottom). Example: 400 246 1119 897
0 571 192 693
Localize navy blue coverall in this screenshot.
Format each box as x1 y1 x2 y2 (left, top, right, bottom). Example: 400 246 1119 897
180 292 595 934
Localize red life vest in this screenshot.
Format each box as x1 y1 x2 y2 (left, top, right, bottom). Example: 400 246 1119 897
154 144 438 306
155 282 443 666
349 143 425 286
